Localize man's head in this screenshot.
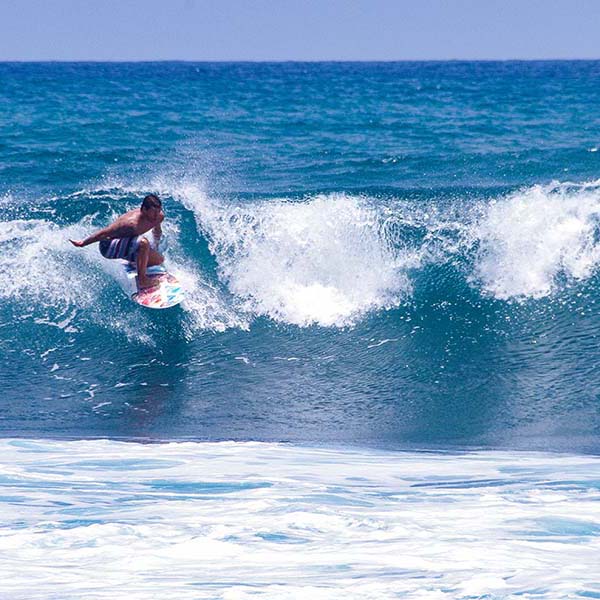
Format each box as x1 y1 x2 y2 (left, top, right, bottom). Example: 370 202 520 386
141 194 163 222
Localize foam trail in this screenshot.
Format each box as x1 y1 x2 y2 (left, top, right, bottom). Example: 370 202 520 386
0 217 104 310
0 216 162 342
177 185 418 327
172 261 249 335
1 439 599 599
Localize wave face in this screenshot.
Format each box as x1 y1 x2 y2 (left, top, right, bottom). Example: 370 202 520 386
2 62 600 452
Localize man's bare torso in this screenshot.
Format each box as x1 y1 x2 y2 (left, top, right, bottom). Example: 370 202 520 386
108 208 157 239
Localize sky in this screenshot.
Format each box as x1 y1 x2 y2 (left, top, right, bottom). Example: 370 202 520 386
1 0 599 61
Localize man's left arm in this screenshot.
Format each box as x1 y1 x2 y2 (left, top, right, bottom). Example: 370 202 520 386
152 222 162 244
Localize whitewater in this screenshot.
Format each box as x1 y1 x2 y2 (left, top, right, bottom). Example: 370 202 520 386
2 440 599 599
6 179 600 330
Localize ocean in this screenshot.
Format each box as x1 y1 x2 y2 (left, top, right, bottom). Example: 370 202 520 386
1 61 599 598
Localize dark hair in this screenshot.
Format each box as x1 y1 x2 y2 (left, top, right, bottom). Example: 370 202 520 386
141 194 162 210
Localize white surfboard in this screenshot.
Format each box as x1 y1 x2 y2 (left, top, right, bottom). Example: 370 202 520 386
123 263 184 309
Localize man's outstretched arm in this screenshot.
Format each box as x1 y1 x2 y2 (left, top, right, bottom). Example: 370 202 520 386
69 227 111 247
69 222 136 248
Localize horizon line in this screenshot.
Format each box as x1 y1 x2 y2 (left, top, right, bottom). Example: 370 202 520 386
2 57 600 64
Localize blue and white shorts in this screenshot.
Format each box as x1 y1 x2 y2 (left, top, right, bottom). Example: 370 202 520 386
98 236 142 262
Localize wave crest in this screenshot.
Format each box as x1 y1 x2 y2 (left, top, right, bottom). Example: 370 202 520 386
473 182 600 299
178 186 417 327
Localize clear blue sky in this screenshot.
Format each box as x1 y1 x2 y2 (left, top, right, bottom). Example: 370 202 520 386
1 0 599 61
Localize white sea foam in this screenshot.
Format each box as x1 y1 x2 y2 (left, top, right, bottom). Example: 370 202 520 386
177 184 417 327
0 211 242 339
0 216 160 342
1 439 599 599
172 261 248 335
473 182 600 299
0 217 102 309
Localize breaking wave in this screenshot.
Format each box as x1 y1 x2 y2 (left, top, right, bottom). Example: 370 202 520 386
2 179 600 339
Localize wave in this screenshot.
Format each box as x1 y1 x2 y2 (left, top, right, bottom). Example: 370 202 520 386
0 210 244 344
176 178 600 323
177 184 418 327
473 181 600 299
3 179 600 337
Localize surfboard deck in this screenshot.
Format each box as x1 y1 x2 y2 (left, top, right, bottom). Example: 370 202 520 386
123 263 184 309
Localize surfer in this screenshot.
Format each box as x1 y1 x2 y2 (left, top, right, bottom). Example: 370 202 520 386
69 194 164 289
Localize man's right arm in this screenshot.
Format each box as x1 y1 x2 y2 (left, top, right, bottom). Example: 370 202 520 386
70 227 111 247
69 222 136 248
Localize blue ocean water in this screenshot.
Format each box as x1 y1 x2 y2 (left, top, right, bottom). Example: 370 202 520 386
2 61 600 450
1 62 600 598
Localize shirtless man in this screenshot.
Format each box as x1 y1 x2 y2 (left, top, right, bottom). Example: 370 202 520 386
70 194 165 289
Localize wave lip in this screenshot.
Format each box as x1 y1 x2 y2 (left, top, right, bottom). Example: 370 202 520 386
472 181 600 300
180 187 417 327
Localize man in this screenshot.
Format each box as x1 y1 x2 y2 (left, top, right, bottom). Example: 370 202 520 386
70 194 165 290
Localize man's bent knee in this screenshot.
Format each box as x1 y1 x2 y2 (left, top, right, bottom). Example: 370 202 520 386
148 250 164 266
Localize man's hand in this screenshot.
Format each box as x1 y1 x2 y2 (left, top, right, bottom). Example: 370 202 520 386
69 239 85 248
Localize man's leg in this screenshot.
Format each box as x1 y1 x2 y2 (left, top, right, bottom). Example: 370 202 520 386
136 238 164 289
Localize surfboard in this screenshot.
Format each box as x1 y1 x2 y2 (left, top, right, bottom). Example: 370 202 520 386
123 263 184 309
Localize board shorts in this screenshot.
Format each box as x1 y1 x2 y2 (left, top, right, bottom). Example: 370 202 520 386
98 236 142 262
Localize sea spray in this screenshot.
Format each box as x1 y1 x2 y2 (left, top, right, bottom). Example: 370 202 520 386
473 181 600 299
177 185 418 326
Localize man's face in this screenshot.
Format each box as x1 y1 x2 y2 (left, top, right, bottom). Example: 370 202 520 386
144 206 164 223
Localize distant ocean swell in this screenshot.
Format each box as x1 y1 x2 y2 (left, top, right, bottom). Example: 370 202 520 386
2 178 600 336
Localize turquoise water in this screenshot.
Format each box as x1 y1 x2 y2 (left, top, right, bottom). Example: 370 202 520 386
2 61 600 599
2 61 600 450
